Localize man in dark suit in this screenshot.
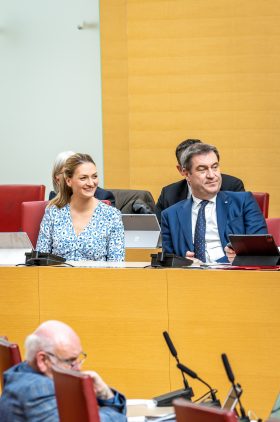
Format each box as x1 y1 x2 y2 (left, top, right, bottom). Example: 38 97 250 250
156 139 244 223
161 143 267 263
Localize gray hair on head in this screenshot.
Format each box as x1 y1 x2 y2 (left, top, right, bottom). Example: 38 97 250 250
24 333 55 362
180 143 220 172
52 150 76 193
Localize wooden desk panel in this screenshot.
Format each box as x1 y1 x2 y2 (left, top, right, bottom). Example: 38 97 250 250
125 248 160 262
0 266 279 417
167 269 280 418
38 267 170 398
0 267 39 350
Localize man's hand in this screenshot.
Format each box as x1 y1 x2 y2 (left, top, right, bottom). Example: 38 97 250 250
186 251 203 265
83 371 114 400
224 245 236 263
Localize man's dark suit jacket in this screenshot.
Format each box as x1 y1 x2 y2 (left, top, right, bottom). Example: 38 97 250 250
49 186 116 207
156 173 244 223
161 191 267 263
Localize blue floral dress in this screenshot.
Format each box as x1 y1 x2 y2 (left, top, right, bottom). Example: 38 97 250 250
36 202 125 261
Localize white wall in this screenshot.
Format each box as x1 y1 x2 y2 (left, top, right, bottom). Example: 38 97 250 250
0 0 103 196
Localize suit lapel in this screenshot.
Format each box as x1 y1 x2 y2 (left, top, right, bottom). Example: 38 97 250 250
176 199 193 251
216 191 231 247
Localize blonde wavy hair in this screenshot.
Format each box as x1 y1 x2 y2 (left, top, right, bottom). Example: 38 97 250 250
50 153 96 208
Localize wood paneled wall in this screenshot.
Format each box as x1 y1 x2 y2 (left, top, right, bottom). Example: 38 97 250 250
100 0 280 216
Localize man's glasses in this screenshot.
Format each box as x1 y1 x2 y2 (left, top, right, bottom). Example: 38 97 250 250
45 351 87 369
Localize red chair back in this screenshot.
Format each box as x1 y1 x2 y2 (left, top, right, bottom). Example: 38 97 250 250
0 185 45 232
266 218 280 246
53 366 101 422
101 200 111 206
0 338 22 390
252 192 269 218
21 201 48 248
174 400 238 422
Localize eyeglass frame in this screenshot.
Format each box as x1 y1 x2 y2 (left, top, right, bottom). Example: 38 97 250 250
45 350 87 369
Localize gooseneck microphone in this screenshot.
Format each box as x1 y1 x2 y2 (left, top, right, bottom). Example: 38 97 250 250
177 362 221 407
153 331 194 406
163 331 190 391
221 353 249 421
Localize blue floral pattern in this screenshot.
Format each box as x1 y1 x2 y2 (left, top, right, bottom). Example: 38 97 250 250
36 202 125 261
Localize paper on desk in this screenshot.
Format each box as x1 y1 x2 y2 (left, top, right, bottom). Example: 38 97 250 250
127 400 155 407
66 261 150 268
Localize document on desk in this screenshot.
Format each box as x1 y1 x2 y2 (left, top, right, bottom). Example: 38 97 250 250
128 415 175 422
127 399 174 421
67 261 151 268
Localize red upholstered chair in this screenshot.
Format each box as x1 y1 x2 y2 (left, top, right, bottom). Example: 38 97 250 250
21 201 48 248
0 185 45 232
0 338 22 390
53 366 100 422
174 399 238 422
101 200 111 206
252 192 269 218
266 218 280 246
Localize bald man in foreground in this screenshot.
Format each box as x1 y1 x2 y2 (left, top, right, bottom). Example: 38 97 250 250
0 321 127 422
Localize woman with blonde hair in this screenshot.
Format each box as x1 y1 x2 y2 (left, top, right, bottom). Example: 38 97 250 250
37 153 124 261
49 150 115 205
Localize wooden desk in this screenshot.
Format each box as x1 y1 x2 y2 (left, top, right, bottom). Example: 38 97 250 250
125 248 161 262
0 266 279 418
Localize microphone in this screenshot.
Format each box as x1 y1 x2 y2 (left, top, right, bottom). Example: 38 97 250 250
163 331 191 391
221 353 249 421
177 362 220 407
153 332 194 407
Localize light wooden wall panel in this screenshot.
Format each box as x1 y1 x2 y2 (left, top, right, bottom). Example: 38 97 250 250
101 0 280 216
100 1 130 187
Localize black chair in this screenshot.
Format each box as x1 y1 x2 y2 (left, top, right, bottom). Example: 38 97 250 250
109 189 156 214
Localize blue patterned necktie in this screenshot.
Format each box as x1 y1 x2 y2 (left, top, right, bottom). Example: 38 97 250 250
194 200 209 262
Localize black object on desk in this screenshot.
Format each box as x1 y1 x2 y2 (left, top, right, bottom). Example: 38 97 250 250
25 250 66 266
151 252 193 268
229 234 280 266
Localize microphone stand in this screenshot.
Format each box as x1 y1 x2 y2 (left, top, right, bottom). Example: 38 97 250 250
177 363 221 407
153 332 194 406
221 353 250 422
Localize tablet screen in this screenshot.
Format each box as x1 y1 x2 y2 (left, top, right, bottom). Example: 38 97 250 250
228 234 280 256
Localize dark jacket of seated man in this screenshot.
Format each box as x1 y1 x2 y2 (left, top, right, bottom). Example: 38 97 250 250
49 186 116 207
156 173 245 223
161 191 267 263
0 361 127 422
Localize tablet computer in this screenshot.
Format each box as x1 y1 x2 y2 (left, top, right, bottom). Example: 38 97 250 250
228 234 280 256
0 232 32 265
122 214 161 248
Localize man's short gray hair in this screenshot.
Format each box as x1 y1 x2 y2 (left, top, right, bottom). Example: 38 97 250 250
180 143 220 172
25 333 55 362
